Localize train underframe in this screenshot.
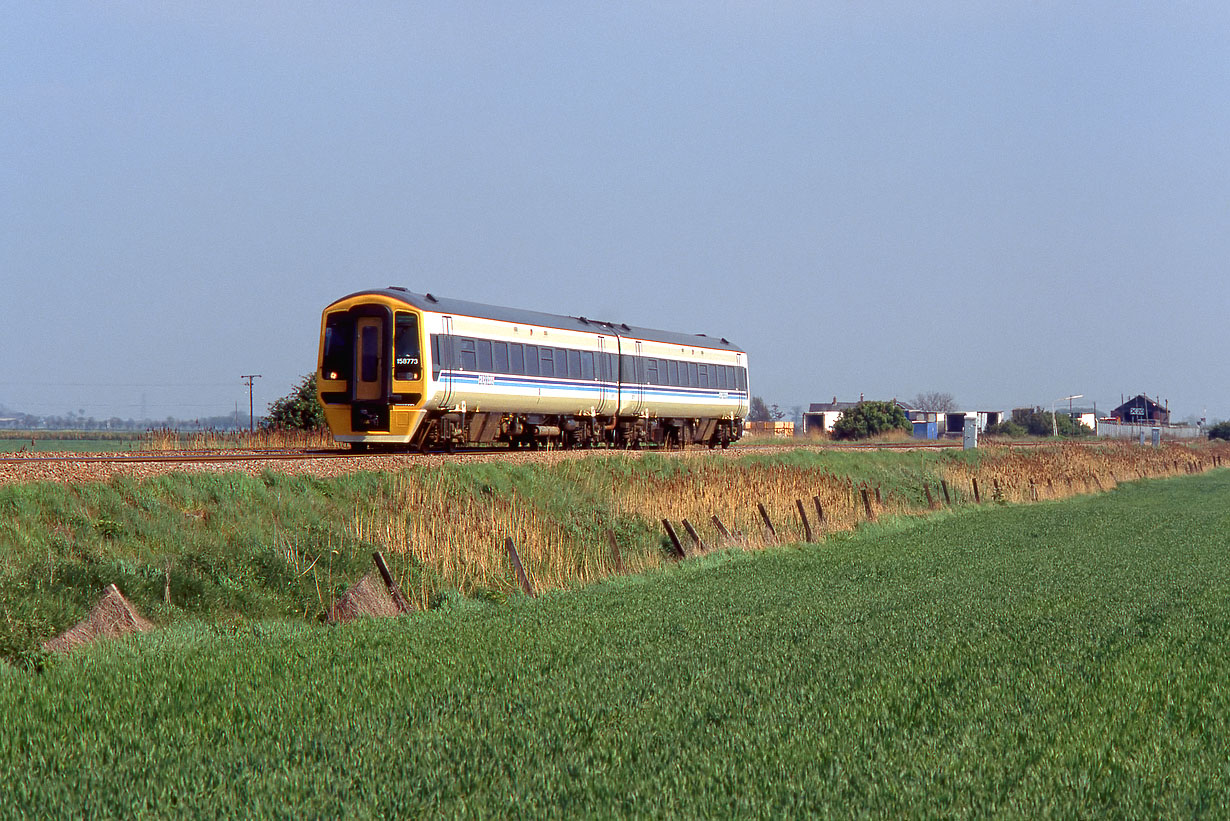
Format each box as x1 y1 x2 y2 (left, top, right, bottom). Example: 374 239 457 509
350 406 740 452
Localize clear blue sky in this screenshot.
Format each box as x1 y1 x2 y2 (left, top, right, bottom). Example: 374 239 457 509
3 2 1228 423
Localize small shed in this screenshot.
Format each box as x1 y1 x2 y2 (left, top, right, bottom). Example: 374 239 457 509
912 419 938 439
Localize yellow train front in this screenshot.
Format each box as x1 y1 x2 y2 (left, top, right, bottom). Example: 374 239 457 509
317 287 749 451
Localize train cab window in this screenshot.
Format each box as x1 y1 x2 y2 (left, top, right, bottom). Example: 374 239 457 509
493 341 509 373
458 338 477 371
394 313 422 381
539 347 554 377
477 340 493 372
567 350 581 380
323 314 353 379
509 343 524 374
581 351 594 380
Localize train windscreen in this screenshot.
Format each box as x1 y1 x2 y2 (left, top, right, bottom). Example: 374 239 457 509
394 313 422 381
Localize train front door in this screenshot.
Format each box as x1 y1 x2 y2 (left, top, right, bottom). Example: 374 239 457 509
354 317 384 402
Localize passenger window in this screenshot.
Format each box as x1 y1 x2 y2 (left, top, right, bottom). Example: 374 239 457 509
539 347 554 377
509 343 524 374
698 365 708 388
688 363 699 386
477 339 493 372
493 342 509 373
645 358 659 385
458 338 477 371
568 350 581 380
525 345 539 376
581 351 594 379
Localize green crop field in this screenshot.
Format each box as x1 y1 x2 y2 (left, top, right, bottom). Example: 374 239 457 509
2 469 1228 816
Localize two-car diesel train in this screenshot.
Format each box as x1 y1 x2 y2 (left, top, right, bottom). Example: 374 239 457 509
316 287 749 451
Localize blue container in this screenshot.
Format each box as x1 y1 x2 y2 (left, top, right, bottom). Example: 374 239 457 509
912 420 938 439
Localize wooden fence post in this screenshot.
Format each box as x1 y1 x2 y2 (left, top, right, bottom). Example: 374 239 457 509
924 484 935 510
812 495 825 527
662 520 687 559
795 499 814 542
941 480 951 506
972 478 981 504
711 515 733 543
681 519 707 553
606 528 624 573
757 503 777 541
373 551 413 613
860 487 875 521
503 539 536 598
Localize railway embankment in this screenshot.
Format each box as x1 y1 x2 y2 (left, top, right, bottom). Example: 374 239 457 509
0 442 1224 663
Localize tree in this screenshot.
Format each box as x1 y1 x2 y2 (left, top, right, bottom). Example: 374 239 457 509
264 373 326 431
830 401 911 441
912 391 957 412
1208 421 1230 441
1010 407 1092 438
747 396 771 423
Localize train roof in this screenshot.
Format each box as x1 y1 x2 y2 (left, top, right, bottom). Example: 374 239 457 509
334 287 747 353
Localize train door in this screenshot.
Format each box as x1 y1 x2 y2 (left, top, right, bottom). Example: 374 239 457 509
597 336 610 415
439 315 455 407
629 340 645 415
354 317 384 402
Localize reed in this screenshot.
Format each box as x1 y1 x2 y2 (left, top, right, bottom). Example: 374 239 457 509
351 442 1228 601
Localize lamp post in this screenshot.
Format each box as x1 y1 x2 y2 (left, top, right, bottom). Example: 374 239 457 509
1052 394 1082 437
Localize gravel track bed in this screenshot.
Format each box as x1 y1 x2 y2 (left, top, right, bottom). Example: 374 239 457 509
0 441 940 486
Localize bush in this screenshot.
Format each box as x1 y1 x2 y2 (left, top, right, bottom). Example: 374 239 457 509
985 420 1028 437
830 401 910 441
1208 421 1230 441
264 374 326 431
1009 409 1092 438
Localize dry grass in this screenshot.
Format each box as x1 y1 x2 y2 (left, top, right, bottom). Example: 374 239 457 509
144 427 334 452
348 442 1229 603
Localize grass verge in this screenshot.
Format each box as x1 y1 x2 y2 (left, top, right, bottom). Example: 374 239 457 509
1 470 1229 815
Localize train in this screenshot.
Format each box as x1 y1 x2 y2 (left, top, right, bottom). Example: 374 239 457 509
315 287 750 452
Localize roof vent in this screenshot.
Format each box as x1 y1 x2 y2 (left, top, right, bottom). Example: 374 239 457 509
578 316 589 324
720 337 729 344
695 333 707 337
620 323 630 331
425 293 439 303
388 285 407 292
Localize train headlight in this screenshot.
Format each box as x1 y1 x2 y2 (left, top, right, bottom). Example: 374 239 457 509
328 371 339 380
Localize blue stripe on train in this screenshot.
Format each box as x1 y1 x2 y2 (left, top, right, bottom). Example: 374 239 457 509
440 371 746 401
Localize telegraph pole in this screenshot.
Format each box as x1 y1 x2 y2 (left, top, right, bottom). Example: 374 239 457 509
241 374 262 432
